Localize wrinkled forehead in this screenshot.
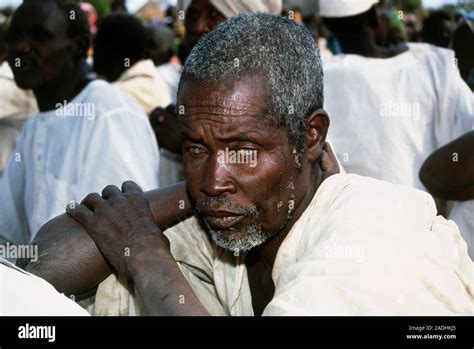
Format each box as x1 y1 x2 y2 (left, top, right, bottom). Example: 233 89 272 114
179 76 269 117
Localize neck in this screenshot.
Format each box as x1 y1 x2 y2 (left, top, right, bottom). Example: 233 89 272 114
338 30 408 58
337 27 388 58
34 60 92 112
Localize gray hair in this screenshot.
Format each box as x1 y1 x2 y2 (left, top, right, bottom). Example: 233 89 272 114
178 12 324 149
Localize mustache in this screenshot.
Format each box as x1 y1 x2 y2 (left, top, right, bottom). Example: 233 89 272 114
194 196 259 217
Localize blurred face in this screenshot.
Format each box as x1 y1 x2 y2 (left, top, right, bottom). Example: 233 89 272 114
180 76 313 254
184 0 226 57
6 0 78 90
438 19 453 47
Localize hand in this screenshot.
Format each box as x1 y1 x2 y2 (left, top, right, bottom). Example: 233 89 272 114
320 142 340 180
66 181 165 279
149 104 182 154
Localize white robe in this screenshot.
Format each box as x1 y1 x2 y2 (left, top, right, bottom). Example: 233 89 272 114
113 59 171 114
323 43 474 190
450 200 474 260
0 80 160 244
0 258 89 316
0 62 37 173
93 174 473 315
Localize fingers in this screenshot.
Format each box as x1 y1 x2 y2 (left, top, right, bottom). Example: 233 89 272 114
122 180 143 194
320 142 340 176
102 185 122 200
81 192 106 211
66 203 94 227
323 142 336 159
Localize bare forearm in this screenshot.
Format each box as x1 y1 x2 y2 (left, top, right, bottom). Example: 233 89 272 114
420 131 474 200
128 237 209 316
22 181 192 296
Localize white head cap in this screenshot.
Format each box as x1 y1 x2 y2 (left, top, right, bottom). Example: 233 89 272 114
319 0 379 18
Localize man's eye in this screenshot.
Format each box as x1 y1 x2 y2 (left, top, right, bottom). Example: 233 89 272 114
187 146 205 156
237 148 256 157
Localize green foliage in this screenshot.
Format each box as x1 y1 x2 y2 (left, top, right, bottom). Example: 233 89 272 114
84 0 111 17
393 0 422 13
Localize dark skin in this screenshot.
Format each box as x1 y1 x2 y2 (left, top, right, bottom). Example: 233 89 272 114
419 131 474 201
65 76 329 315
183 0 226 62
22 75 334 315
145 26 174 67
324 6 408 59
6 0 91 112
150 0 227 153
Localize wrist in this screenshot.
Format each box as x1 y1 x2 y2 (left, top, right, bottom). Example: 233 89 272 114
125 234 170 277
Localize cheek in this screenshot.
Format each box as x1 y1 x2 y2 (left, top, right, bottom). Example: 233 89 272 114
250 152 298 230
38 44 72 78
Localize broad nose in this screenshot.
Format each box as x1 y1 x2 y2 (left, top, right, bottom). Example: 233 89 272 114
199 154 237 197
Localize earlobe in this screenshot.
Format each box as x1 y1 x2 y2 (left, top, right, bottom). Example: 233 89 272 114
306 109 330 161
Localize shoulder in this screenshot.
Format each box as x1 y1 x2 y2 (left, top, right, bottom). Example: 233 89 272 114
407 42 455 62
318 173 435 214
79 80 147 121
297 174 437 249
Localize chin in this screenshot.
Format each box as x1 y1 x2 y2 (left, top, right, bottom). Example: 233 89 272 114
207 223 276 256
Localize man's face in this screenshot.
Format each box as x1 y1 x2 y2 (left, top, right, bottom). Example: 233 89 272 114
181 76 312 254
6 0 76 90
184 0 226 58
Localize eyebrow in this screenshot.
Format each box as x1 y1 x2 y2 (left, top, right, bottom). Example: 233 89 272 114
182 130 267 145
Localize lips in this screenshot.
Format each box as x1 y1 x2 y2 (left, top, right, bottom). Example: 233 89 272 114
202 210 245 230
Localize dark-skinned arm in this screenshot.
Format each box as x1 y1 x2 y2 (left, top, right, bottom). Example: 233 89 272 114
66 181 209 316
19 181 193 299
419 131 474 201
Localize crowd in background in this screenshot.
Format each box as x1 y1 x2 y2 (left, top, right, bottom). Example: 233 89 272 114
0 0 472 315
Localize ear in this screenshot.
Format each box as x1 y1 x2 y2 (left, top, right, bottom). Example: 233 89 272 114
72 34 91 60
306 108 330 162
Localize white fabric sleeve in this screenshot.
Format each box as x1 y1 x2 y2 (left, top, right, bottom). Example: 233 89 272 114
0 128 29 245
0 258 90 316
77 108 160 198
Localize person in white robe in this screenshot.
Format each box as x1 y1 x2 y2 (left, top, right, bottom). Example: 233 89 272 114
93 174 473 316
0 61 37 174
56 13 471 317
320 0 474 191
0 80 159 245
0 1 160 245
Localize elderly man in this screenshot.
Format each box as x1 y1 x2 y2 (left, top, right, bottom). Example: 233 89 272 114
154 0 283 186
0 0 159 245
24 14 472 316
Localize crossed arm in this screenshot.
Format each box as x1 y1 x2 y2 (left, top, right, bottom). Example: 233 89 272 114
21 181 209 315
20 142 340 315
